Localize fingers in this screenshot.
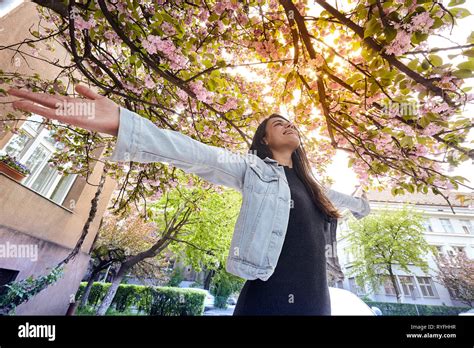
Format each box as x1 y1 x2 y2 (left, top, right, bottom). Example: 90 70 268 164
7 88 66 109
12 100 61 121
75 84 104 100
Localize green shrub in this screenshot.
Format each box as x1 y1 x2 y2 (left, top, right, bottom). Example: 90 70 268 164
364 300 471 316
149 286 206 316
76 282 205 316
167 268 185 287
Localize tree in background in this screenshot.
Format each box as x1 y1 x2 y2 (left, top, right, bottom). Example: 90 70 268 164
434 249 474 307
168 187 244 305
345 205 435 302
210 266 244 309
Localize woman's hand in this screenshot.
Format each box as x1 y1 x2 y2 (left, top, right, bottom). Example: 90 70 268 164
7 84 120 136
352 185 368 199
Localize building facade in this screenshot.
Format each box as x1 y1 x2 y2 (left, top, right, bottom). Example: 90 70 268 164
336 188 473 307
0 1 117 314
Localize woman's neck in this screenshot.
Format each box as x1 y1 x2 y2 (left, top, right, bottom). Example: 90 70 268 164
271 150 293 168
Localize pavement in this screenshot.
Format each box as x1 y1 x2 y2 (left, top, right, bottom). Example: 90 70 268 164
203 305 236 316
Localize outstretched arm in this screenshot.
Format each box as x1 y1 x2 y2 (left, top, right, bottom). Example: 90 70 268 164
7 85 247 191
324 186 371 219
104 107 247 191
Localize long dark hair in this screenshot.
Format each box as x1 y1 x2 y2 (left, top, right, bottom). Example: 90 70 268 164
249 113 342 220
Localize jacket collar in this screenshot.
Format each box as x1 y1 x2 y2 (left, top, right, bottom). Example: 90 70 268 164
263 157 279 164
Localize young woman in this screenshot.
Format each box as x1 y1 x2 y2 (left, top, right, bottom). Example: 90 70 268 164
6 85 370 315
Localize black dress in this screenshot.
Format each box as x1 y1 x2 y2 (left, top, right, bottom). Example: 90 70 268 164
233 165 331 316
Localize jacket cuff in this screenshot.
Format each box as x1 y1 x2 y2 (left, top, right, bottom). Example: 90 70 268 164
102 107 139 162
351 197 371 219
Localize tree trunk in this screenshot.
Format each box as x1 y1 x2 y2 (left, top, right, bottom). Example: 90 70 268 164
388 268 401 303
79 270 101 308
95 263 129 316
204 269 215 290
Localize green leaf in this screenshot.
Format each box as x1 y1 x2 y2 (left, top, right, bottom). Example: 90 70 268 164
209 13 219 22
428 54 443 67
412 32 428 45
202 59 213 68
383 27 397 42
161 12 175 24
431 17 444 29
468 31 474 44
400 135 414 147
462 49 474 57
407 58 419 70
450 7 471 19
364 17 381 38
419 116 431 128
457 60 474 70
421 60 430 70
448 0 465 6
452 69 474 78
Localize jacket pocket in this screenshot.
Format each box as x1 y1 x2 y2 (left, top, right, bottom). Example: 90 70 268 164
248 164 279 194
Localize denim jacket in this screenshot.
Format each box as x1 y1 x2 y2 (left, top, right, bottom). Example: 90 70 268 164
104 107 371 282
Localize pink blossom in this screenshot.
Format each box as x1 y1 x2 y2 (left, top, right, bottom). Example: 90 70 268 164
414 143 428 156
385 30 412 56
176 88 188 101
214 1 227 15
73 14 96 30
217 96 238 112
189 80 214 103
411 12 434 34
150 189 163 201
421 123 443 136
161 22 176 36
142 35 188 70
144 75 156 89
198 8 210 22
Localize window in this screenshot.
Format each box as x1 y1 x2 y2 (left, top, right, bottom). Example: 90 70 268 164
0 0 22 18
0 268 19 297
348 277 365 295
452 246 465 255
381 275 400 296
460 219 473 235
439 218 454 234
422 219 433 232
344 247 353 263
399 276 420 298
416 277 438 298
432 245 443 256
1 115 77 205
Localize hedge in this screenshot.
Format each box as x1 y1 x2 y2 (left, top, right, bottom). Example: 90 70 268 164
364 300 471 316
76 282 206 316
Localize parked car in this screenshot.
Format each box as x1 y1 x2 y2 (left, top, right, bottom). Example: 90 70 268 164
227 296 237 305
459 309 474 316
329 287 379 315
202 290 215 311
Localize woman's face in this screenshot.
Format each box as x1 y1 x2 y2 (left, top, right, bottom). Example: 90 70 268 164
262 117 300 151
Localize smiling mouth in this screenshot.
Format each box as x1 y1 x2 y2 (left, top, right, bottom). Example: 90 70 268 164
284 130 297 135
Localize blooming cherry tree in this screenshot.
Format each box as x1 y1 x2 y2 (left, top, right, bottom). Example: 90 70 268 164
1 0 473 213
